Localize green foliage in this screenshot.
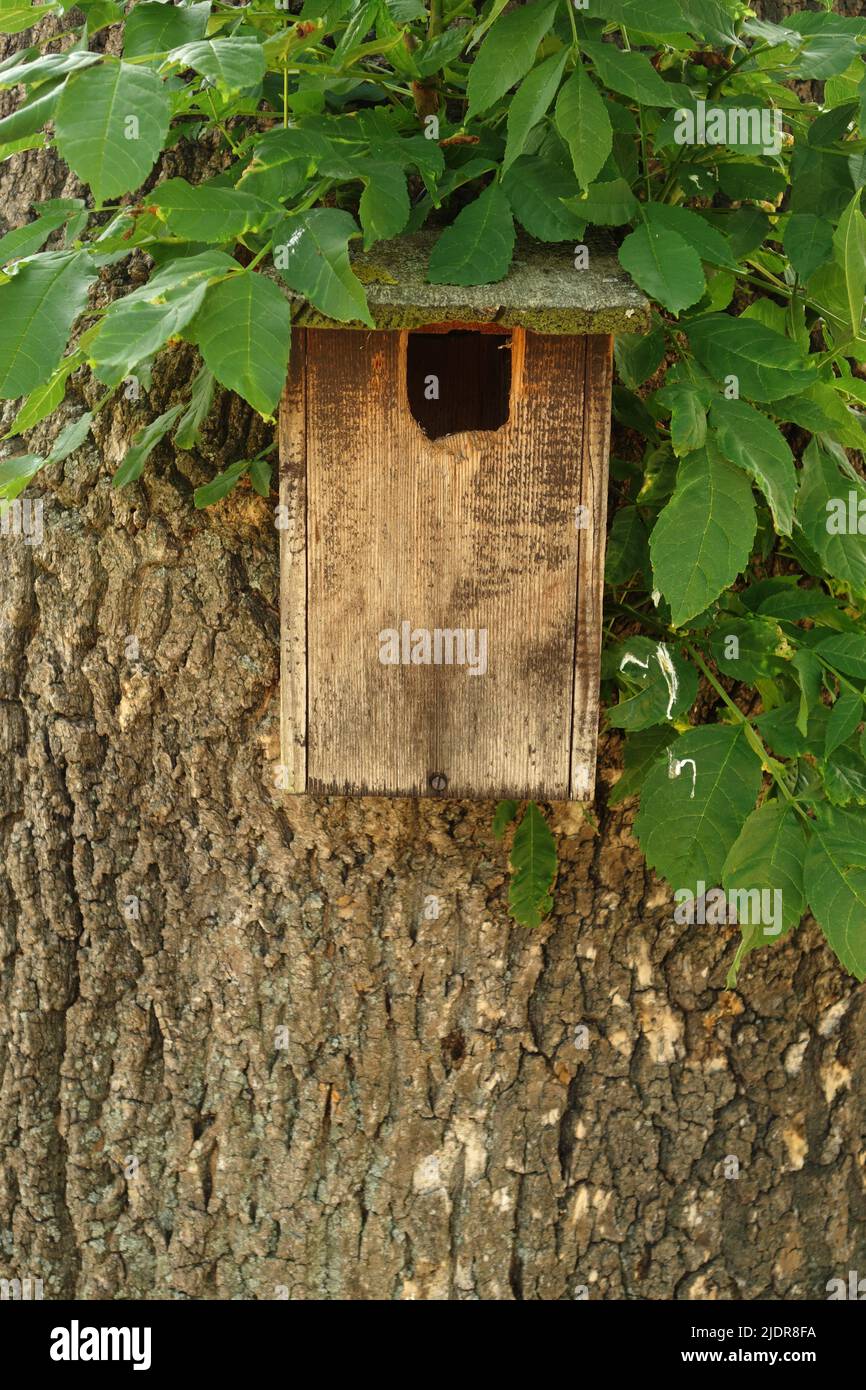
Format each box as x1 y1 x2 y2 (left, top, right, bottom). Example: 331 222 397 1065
0 253 94 397
466 0 556 119
54 61 170 201
506 801 558 928
428 181 514 282
722 803 807 984
273 208 373 325
649 444 756 627
635 724 764 896
188 271 291 416
3 1 866 979
555 62 612 190
618 221 705 315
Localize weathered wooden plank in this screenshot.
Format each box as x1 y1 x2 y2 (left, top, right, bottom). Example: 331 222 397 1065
303 326 588 799
278 333 307 792
570 334 613 802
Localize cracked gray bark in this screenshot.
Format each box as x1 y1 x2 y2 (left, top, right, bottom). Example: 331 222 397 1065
1 10 865 1303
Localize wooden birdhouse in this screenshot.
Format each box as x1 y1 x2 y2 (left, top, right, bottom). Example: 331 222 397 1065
278 232 649 800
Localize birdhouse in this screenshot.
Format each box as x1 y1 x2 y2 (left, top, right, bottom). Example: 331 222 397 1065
278 232 649 800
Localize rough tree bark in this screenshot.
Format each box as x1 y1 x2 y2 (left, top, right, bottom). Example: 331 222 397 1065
0 9 864 1302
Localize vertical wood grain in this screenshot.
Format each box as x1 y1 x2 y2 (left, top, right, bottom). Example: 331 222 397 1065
279 332 307 792
570 334 613 802
302 327 593 800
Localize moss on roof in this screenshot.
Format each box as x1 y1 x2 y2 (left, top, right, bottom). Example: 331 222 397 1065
274 231 650 335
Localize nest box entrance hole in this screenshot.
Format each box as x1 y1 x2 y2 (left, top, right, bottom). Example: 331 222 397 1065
406 328 512 440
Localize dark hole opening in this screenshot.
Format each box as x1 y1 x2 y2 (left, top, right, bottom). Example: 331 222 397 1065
406 329 511 440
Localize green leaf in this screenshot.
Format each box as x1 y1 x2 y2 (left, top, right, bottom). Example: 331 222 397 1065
6 353 81 432
466 0 557 120
249 457 271 497
686 314 816 402
717 162 787 202
0 84 63 144
792 34 860 82
679 0 739 46
596 0 689 31
414 28 467 79
0 4 60 34
464 0 508 51
0 50 100 87
565 177 639 228
605 504 649 584
619 223 705 316
796 440 866 590
805 809 866 978
609 636 698 731
274 208 372 326
238 149 307 207
502 156 586 242
113 403 185 488
175 366 215 450
814 633 866 680
123 0 210 59
427 182 515 286
581 41 680 108
705 207 769 261
825 744 866 808
46 411 92 464
91 280 209 386
0 452 43 501
492 798 519 839
331 0 378 66
650 444 756 627
358 161 410 248
0 207 70 264
0 252 95 398
776 382 864 449
151 178 272 243
825 690 863 758
189 272 291 417
709 398 796 536
615 321 665 390
554 63 612 191
642 202 738 270
783 213 834 283
608 726 677 807
791 145 854 220
708 617 784 681
193 459 250 508
657 96 778 154
756 585 839 621
634 725 763 897
165 37 266 91
722 803 807 986
832 189 866 337
55 61 170 202
754 701 805 760
793 648 822 738
127 249 237 300
508 800 557 929
808 100 858 146
503 48 568 174
661 385 707 457
73 0 122 32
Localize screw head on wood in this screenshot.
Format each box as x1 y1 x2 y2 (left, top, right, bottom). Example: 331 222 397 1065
428 773 448 792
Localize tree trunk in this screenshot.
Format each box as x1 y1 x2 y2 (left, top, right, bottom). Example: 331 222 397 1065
1 15 865 1303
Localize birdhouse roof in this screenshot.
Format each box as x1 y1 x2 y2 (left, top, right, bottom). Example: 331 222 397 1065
282 231 650 335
